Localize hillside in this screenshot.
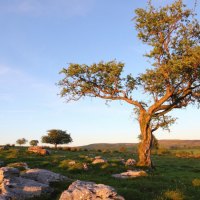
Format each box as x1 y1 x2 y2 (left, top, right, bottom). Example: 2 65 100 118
81 140 200 151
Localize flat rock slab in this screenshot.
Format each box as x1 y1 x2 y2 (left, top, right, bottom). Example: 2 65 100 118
59 180 124 200
112 170 147 179
22 169 70 184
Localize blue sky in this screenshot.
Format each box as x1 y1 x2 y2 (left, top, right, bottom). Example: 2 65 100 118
0 0 199 146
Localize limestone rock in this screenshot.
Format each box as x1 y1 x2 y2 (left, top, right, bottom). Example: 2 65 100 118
22 169 70 184
112 170 147 179
125 159 136 166
59 180 124 200
0 167 20 182
28 146 50 155
95 156 102 159
0 167 52 200
92 157 107 164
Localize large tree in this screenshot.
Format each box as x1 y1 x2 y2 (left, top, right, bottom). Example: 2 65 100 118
58 0 200 167
41 129 72 148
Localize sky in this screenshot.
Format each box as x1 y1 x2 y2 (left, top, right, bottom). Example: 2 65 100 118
0 0 199 146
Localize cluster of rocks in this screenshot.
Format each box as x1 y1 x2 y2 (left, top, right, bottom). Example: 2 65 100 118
28 146 50 155
59 180 124 200
0 166 69 200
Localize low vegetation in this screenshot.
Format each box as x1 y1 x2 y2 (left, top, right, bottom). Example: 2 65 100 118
1 146 200 199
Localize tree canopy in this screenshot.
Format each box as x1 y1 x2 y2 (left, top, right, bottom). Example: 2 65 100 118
16 138 27 146
41 129 72 148
58 0 200 167
29 140 39 146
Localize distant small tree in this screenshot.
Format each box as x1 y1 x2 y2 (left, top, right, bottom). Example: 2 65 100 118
41 129 72 148
29 140 39 146
16 138 27 146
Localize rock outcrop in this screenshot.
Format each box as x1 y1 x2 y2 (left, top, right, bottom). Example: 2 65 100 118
0 167 69 200
28 146 50 155
59 180 124 200
0 167 52 199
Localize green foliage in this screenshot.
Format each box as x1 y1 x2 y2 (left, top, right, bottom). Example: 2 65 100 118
16 138 27 146
58 60 137 102
29 140 39 146
41 129 72 148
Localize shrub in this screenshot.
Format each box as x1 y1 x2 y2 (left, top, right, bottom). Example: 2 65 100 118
59 160 83 171
164 190 184 200
6 149 19 159
192 179 200 187
62 147 72 151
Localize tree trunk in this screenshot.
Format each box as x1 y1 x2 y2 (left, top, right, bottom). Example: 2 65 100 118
55 144 57 149
137 113 153 168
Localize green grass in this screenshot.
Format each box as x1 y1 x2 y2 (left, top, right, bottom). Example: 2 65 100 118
1 147 200 200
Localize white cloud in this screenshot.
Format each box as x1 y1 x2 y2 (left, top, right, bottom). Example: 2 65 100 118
0 0 94 18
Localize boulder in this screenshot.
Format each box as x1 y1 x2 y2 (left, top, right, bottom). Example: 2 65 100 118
0 167 20 182
28 146 50 155
59 180 124 200
0 167 52 200
125 159 136 166
22 169 70 184
112 170 147 179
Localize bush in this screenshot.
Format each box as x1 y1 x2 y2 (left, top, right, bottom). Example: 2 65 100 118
59 160 83 171
164 190 184 200
62 147 72 151
192 179 200 187
153 148 171 155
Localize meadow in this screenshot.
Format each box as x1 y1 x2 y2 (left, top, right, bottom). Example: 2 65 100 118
1 146 200 200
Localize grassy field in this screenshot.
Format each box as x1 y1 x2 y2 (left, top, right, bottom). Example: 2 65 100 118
1 147 200 200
